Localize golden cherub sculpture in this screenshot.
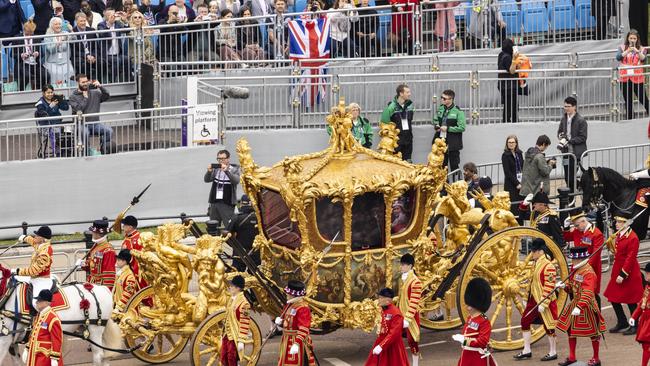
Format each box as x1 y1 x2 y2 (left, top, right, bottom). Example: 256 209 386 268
325 99 358 155
377 123 400 157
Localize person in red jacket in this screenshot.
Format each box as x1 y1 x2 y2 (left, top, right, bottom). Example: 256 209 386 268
276 280 315 366
452 277 497 366
22 289 63 366
389 0 420 54
120 215 146 288
630 262 650 365
604 214 644 335
221 275 251 366
557 247 606 366
79 219 116 290
364 288 409 366
398 253 422 366
563 209 604 307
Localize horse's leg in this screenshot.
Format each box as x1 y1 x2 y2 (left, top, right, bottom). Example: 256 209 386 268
0 334 19 366
88 325 107 366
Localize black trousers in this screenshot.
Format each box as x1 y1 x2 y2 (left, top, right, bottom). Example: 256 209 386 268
620 80 650 120
612 302 637 326
444 150 461 175
501 86 518 123
396 141 413 162
563 155 578 193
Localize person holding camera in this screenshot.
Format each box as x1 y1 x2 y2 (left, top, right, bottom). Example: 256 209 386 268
69 73 113 154
557 96 587 193
432 89 465 175
35 84 71 157
616 29 650 120
204 149 240 228
520 134 555 198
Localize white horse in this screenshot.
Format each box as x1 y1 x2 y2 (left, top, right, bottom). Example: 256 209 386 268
0 267 121 366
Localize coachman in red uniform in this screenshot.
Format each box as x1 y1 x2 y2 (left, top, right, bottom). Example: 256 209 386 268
398 253 422 366
81 220 116 290
605 214 644 335
22 290 63 366
630 263 650 366
276 280 315 366
557 247 606 366
221 275 251 366
453 277 497 366
119 215 145 286
364 288 409 366
564 209 604 306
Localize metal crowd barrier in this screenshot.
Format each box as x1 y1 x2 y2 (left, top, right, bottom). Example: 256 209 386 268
580 143 650 174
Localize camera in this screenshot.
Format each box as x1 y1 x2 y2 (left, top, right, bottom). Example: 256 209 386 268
556 133 569 152
211 163 222 169
53 94 65 103
202 15 211 21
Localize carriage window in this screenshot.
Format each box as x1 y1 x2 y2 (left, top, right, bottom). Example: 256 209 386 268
391 189 416 235
351 192 385 251
316 198 345 241
257 189 302 249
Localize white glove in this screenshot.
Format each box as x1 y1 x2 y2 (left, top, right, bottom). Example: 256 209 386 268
452 333 465 344
274 317 283 326
10 268 17 275
403 319 410 328
629 318 636 327
51 360 58 366
18 234 26 243
22 349 28 363
555 281 566 289
372 345 382 355
563 217 572 228
571 307 581 316
289 343 299 355
537 304 545 314
523 193 534 205
237 342 244 352
75 259 84 267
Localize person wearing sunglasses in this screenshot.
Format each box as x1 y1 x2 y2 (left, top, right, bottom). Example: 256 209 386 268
432 89 465 177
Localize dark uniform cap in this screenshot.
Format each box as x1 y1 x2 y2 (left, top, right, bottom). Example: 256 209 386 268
400 253 415 266
464 277 492 313
377 288 395 299
35 289 53 302
89 219 111 235
240 194 251 204
285 280 306 297
532 191 551 205
231 275 245 290
478 176 493 190
33 226 52 240
122 215 138 228
568 246 589 259
117 249 132 263
530 238 547 252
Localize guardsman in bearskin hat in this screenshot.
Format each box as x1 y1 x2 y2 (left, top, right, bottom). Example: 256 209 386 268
12 226 54 308
530 191 564 247
452 277 497 366
630 263 650 365
79 219 116 290
22 289 63 366
563 209 604 306
557 246 606 366
364 288 410 366
514 238 559 361
221 275 251 366
275 280 315 366
112 249 139 314
119 215 146 288
604 213 644 335
398 253 422 366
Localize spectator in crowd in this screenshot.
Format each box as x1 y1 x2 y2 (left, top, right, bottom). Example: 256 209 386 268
204 149 241 227
328 0 358 58
389 0 419 54
433 89 465 176
218 0 241 16
118 0 139 21
472 176 493 209
498 38 518 123
31 0 54 35
557 96 588 193
0 0 25 41
11 20 48 91
593 0 616 40
216 9 242 64
250 0 272 22
128 11 156 128
501 134 524 221
61 0 81 23
433 1 459 52
98 8 130 83
139 0 163 25
616 29 650 120
86 0 106 14
208 0 219 18
52 1 74 31
467 0 505 49
81 0 104 28
268 0 289 59
380 84 414 162
238 6 267 62
189 4 218 62
69 74 113 154
326 102 373 147
354 0 378 57
71 12 99 80
520 134 555 197
463 162 479 192
158 0 196 23
158 5 188 62
43 17 75 88
34 84 71 157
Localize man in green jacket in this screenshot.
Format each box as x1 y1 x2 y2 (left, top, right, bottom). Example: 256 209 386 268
432 89 466 176
380 84 415 161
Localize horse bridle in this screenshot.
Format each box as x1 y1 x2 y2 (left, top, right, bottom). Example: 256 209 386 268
589 168 604 206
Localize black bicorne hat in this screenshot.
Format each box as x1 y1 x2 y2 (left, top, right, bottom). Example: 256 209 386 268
33 226 52 240
400 253 415 266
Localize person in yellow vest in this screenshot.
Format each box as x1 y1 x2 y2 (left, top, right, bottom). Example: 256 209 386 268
398 253 422 366
22 289 63 366
13 226 54 309
112 249 139 314
221 275 251 366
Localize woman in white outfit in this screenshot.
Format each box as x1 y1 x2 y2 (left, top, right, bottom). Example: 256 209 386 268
43 17 75 88
327 0 358 58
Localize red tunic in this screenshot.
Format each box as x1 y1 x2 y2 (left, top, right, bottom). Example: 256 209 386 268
398 271 421 353
221 292 251 366
389 0 420 36
604 228 643 304
121 230 147 289
364 304 409 366
557 264 606 338
457 314 497 366
26 307 63 366
632 284 650 343
82 241 116 290
563 225 603 293
278 299 315 366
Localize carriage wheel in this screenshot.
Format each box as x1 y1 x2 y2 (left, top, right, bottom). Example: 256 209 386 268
123 286 190 364
190 309 262 366
419 293 462 330
456 227 569 351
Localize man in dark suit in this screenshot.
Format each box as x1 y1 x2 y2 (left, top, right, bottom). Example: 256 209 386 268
31 0 53 35
71 12 99 80
0 0 25 41
97 8 130 83
11 20 48 91
557 96 588 193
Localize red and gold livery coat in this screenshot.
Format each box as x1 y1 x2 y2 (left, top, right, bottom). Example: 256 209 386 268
364 304 409 366
82 241 116 290
121 230 145 285
398 271 422 343
557 264 606 337
604 228 644 304
563 225 603 293
26 307 63 366
526 255 558 330
113 266 139 312
19 237 52 278
278 299 315 366
220 291 251 366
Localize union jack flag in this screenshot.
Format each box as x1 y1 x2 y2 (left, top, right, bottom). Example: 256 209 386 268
288 17 331 108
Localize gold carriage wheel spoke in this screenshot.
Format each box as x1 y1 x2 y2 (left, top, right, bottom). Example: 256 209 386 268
473 264 500 283
505 297 513 342
200 346 218 356
207 354 219 366
512 296 526 316
490 295 505 326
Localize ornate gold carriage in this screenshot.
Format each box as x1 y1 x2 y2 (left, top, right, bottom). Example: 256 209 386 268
115 100 569 365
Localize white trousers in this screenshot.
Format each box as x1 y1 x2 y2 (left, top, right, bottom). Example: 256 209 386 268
14 276 54 308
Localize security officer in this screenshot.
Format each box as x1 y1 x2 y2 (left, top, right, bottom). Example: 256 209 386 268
530 191 564 248
225 194 259 271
